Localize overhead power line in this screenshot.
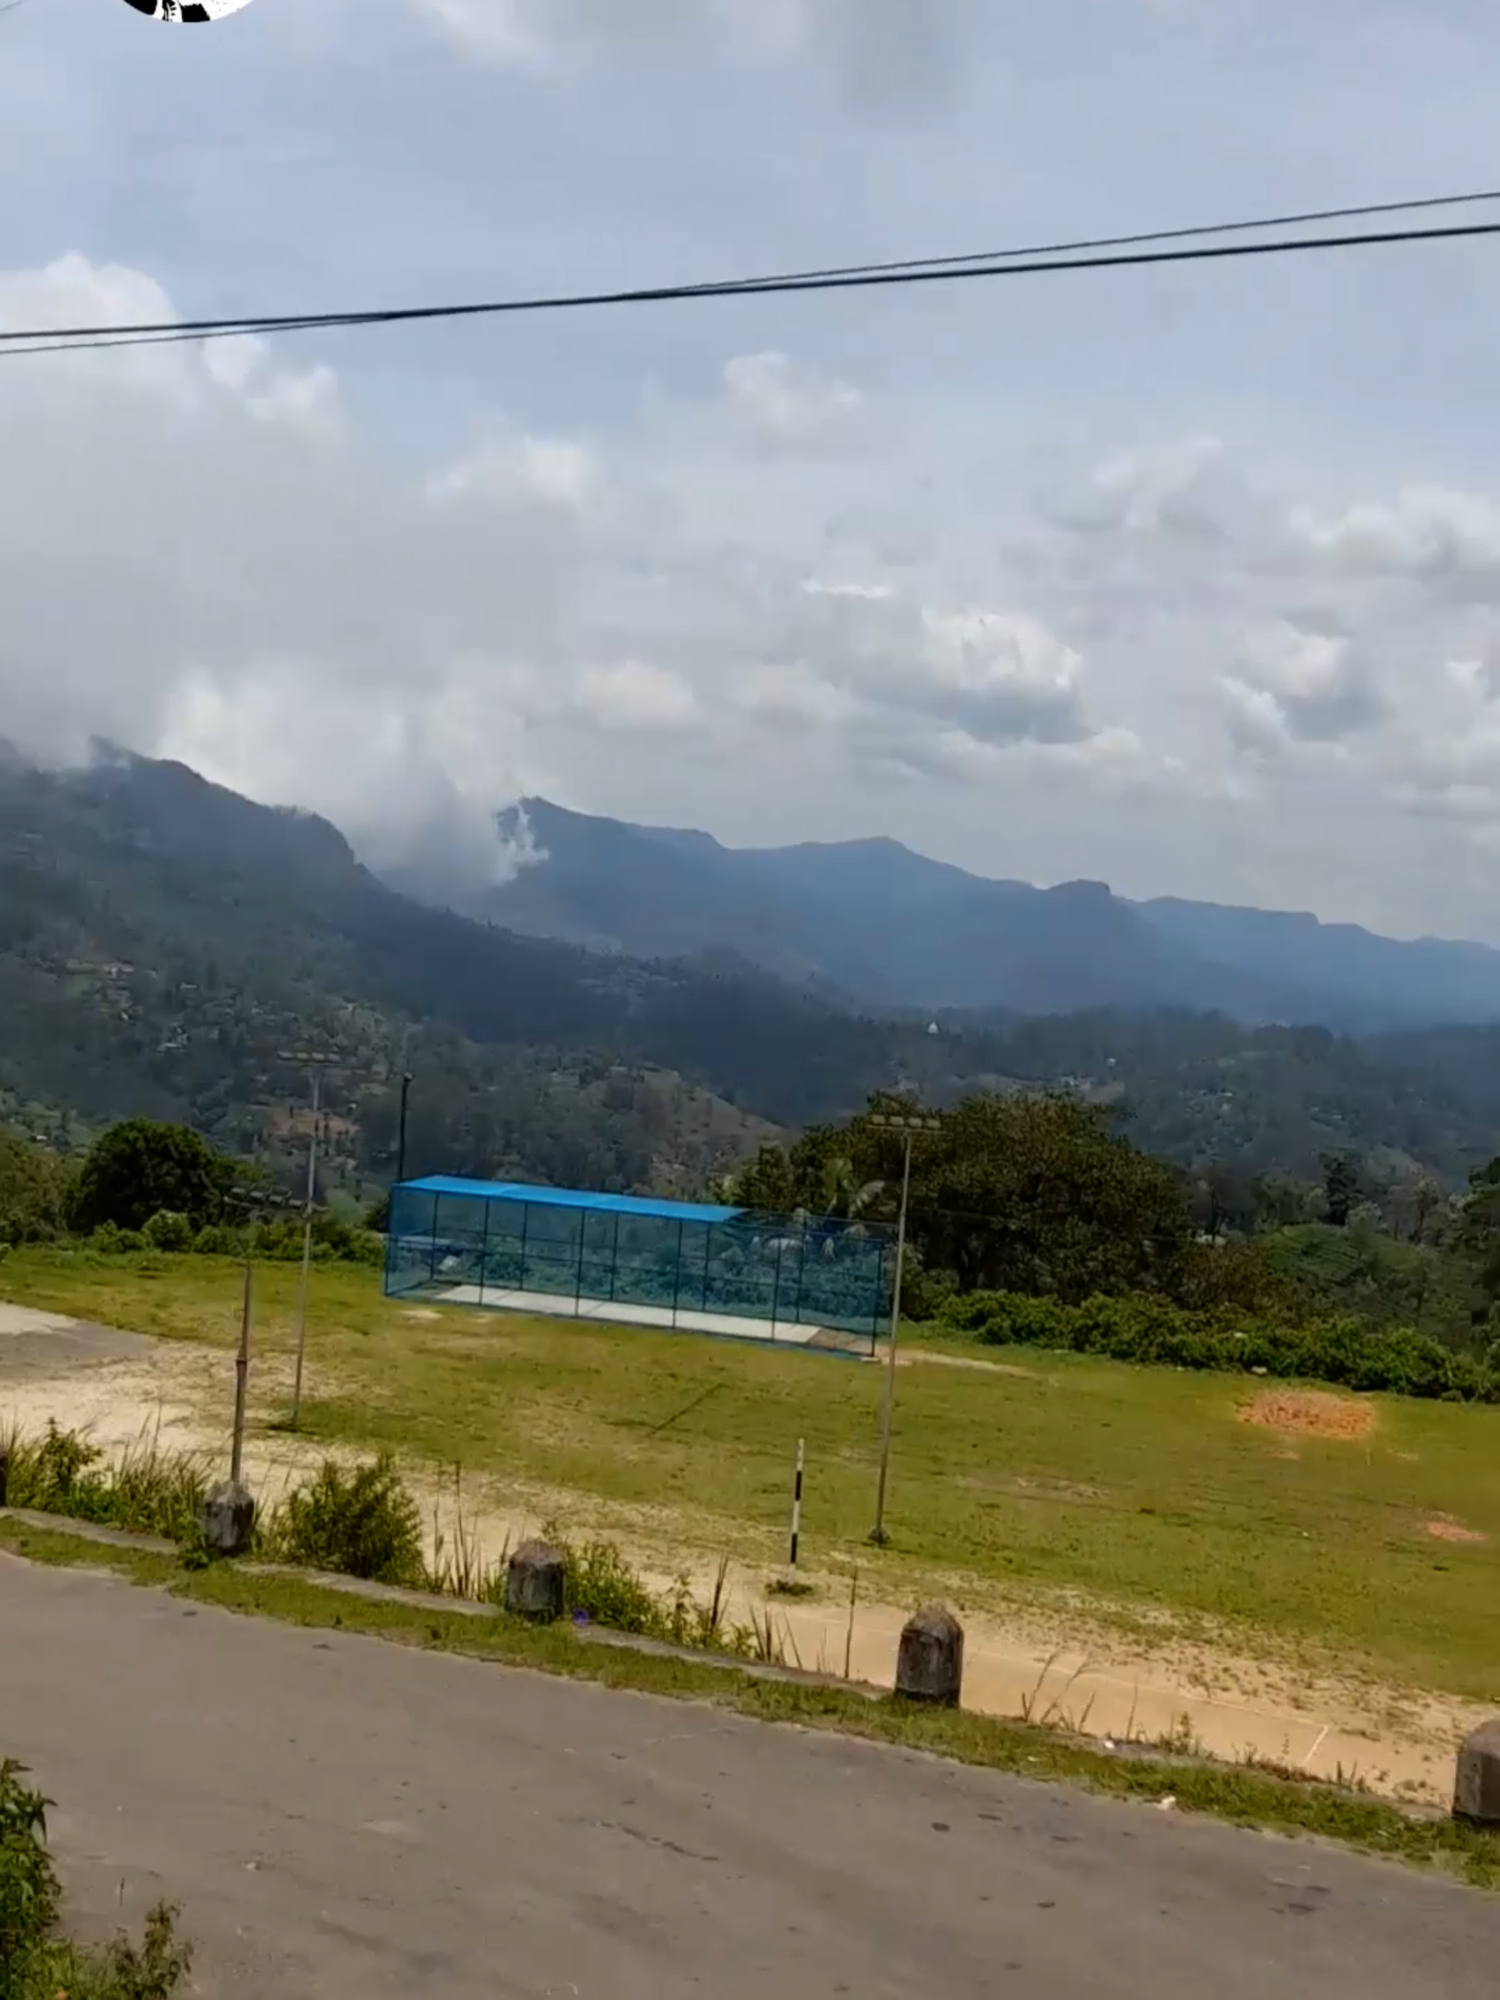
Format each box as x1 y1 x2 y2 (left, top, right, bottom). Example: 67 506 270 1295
5 192 1500 360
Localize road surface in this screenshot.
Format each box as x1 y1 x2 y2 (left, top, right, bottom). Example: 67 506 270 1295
2 1556 1494 1997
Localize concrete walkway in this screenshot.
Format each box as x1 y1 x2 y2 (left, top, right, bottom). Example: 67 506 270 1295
1 1556 1494 1998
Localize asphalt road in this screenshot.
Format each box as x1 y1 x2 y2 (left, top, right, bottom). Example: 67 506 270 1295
3 1557 1495 1998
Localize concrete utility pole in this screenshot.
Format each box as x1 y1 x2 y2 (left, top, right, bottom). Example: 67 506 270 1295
868 1111 941 1547
277 1050 345 1429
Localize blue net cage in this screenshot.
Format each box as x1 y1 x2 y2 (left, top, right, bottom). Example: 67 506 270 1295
384 1178 894 1352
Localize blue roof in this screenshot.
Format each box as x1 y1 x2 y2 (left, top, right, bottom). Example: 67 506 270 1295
399 1176 745 1227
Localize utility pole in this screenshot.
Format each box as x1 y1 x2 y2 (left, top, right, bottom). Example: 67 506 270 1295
868 1111 941 1547
277 1050 345 1429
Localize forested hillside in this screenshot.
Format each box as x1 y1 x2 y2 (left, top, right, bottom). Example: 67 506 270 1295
2 746 1499 1199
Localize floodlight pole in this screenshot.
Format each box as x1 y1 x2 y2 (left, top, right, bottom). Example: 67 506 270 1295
279 1050 344 1430
869 1112 940 1547
396 1071 413 1186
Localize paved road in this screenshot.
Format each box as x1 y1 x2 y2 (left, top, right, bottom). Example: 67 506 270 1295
3 1558 1494 1998
0 1302 151 1377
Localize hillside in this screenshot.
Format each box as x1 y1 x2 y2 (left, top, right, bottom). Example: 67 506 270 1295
0 748 1012 1191
4 748 1500 1193
426 796 1500 1033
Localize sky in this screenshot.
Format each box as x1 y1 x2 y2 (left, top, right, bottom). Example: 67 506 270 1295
6 0 1500 940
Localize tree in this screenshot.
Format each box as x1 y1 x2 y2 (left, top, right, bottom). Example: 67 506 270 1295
69 1119 246 1236
0 1128 73 1245
1320 1151 1364 1229
1456 1156 1500 1310
727 1091 1203 1307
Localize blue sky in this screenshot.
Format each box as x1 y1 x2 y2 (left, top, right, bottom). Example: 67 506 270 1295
6 0 1500 941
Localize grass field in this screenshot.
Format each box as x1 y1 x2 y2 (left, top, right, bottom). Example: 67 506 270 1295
5 1248 1500 1703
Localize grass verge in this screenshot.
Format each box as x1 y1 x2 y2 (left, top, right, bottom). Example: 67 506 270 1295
2 1513 1496 1891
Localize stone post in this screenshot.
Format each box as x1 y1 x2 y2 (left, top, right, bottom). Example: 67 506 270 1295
199 1479 256 1559
506 1539 567 1623
1454 1719 1500 1825
895 1605 964 1707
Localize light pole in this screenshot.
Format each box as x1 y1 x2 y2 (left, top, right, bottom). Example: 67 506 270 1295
868 1111 941 1546
396 1071 413 1187
278 1050 344 1429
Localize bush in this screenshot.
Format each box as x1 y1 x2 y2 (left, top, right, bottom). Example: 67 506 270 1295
942 1291 1498 1402
0 1759 59 1998
89 1224 147 1255
192 1223 245 1257
552 1534 665 1636
263 1454 425 1586
0 1760 189 1999
3 1422 210 1544
141 1210 195 1255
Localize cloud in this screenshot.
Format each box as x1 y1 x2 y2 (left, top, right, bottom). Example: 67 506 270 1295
1290 487 1500 599
572 660 700 732
723 352 865 453
409 0 969 112
1222 621 1386 755
14 244 1500 940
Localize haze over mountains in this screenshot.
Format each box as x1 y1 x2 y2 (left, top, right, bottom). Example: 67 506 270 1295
6 742 1500 1190
395 798 1500 1035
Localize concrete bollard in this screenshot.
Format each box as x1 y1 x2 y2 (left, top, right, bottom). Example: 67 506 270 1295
895 1605 964 1708
199 1479 256 1559
506 1539 567 1623
1454 1719 1500 1825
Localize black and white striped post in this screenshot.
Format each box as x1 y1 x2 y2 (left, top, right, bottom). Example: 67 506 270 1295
788 1438 805 1573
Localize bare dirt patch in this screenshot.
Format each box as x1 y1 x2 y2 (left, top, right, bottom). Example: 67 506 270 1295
897 1350 1040 1380
1238 1390 1376 1443
1426 1516 1489 1546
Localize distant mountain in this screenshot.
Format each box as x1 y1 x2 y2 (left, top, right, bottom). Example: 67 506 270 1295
0 748 1026 1180
431 798 1500 1033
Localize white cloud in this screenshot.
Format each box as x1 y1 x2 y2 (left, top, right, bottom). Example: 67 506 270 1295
724 351 865 451
408 0 968 112
572 660 699 732
15 236 1500 940
1290 487 1500 598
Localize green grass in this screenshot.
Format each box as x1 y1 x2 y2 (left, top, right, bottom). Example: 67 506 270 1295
2 1514 1498 1889
6 1249 1500 1699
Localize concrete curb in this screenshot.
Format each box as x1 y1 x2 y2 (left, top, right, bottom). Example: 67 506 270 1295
0 1509 885 1700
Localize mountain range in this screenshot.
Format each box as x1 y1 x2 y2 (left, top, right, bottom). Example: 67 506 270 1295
398 797 1500 1034
4 744 1500 1193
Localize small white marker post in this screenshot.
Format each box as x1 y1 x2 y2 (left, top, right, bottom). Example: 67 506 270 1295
788 1437 805 1574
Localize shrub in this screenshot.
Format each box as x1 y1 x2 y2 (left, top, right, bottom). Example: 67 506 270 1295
0 1759 59 1998
141 1210 195 1255
90 1224 147 1255
552 1533 665 1636
192 1223 245 1257
942 1291 1499 1403
263 1454 425 1586
3 1422 210 1544
0 1760 188 1999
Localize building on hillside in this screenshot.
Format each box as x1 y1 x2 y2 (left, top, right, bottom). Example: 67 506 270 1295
383 1176 894 1355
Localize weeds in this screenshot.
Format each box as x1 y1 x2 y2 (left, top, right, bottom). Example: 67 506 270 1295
0 1759 189 1999
1 1420 208 1544
2 1421 790 1667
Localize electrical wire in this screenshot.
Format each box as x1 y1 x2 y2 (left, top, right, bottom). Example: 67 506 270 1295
685 182 1500 292
5 205 1500 358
